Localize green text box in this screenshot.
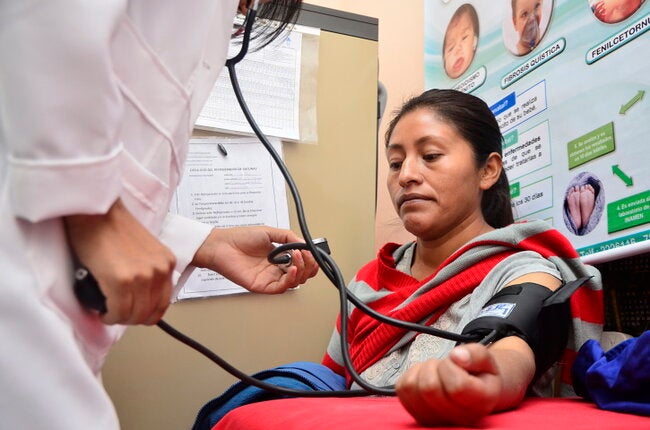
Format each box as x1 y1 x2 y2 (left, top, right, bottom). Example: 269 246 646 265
607 190 650 233
510 182 521 198
503 130 519 149
567 122 615 169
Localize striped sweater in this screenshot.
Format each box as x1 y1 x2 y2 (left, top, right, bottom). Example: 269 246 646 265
322 220 604 395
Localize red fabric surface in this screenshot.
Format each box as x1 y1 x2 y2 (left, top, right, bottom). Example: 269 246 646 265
213 397 650 430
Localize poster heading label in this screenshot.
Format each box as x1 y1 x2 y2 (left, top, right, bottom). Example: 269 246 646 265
501 38 566 89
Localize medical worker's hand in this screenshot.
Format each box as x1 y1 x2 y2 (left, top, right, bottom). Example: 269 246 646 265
192 226 319 294
395 338 534 426
64 199 175 325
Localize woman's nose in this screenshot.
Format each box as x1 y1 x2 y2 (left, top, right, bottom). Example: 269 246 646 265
398 157 422 187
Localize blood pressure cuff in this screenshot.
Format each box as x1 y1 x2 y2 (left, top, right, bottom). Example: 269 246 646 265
461 277 591 378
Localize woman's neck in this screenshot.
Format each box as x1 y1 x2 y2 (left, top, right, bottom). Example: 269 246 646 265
410 219 494 281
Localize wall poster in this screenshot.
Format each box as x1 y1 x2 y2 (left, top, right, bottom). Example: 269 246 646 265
425 0 649 263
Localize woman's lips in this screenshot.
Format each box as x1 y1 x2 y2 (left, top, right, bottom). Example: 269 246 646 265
398 193 432 209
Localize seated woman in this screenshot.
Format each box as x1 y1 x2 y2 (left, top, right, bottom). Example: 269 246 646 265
321 89 603 426
194 89 604 430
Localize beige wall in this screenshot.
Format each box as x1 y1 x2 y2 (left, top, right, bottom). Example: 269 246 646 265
307 0 424 248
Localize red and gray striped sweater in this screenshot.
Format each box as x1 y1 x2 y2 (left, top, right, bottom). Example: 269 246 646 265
322 220 604 394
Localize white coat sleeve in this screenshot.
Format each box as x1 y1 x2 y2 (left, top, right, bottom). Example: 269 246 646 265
0 0 127 222
158 212 213 300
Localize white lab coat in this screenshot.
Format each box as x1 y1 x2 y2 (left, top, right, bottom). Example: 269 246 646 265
0 0 238 428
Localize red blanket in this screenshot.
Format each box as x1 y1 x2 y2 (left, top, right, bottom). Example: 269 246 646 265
213 397 650 430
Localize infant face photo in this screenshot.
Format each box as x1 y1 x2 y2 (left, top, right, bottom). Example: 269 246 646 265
443 4 479 79
503 0 554 56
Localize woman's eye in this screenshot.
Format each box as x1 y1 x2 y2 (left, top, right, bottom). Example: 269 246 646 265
388 161 402 170
423 153 440 162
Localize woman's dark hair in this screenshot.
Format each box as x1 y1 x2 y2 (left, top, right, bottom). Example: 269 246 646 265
385 89 514 228
245 0 303 49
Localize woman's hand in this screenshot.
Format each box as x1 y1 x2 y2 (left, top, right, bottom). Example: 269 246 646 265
192 226 319 294
64 199 176 325
396 336 534 427
395 343 503 427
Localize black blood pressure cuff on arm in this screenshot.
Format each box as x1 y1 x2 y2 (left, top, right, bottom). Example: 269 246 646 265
460 277 591 378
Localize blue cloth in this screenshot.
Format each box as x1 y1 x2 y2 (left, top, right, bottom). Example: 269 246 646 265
572 330 650 416
192 361 346 430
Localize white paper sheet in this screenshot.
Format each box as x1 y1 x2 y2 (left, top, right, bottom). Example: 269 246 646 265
196 31 302 140
171 137 290 299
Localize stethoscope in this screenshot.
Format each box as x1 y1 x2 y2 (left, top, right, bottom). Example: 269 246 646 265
74 2 489 399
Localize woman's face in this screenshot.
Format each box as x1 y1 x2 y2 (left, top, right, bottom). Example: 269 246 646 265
443 13 477 79
386 109 486 240
513 0 543 49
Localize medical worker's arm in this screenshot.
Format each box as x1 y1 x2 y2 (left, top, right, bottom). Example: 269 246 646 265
64 200 176 325
191 226 319 294
0 1 126 221
395 272 561 426
1 2 177 325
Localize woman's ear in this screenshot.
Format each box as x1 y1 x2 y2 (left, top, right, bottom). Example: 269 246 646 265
479 152 503 190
